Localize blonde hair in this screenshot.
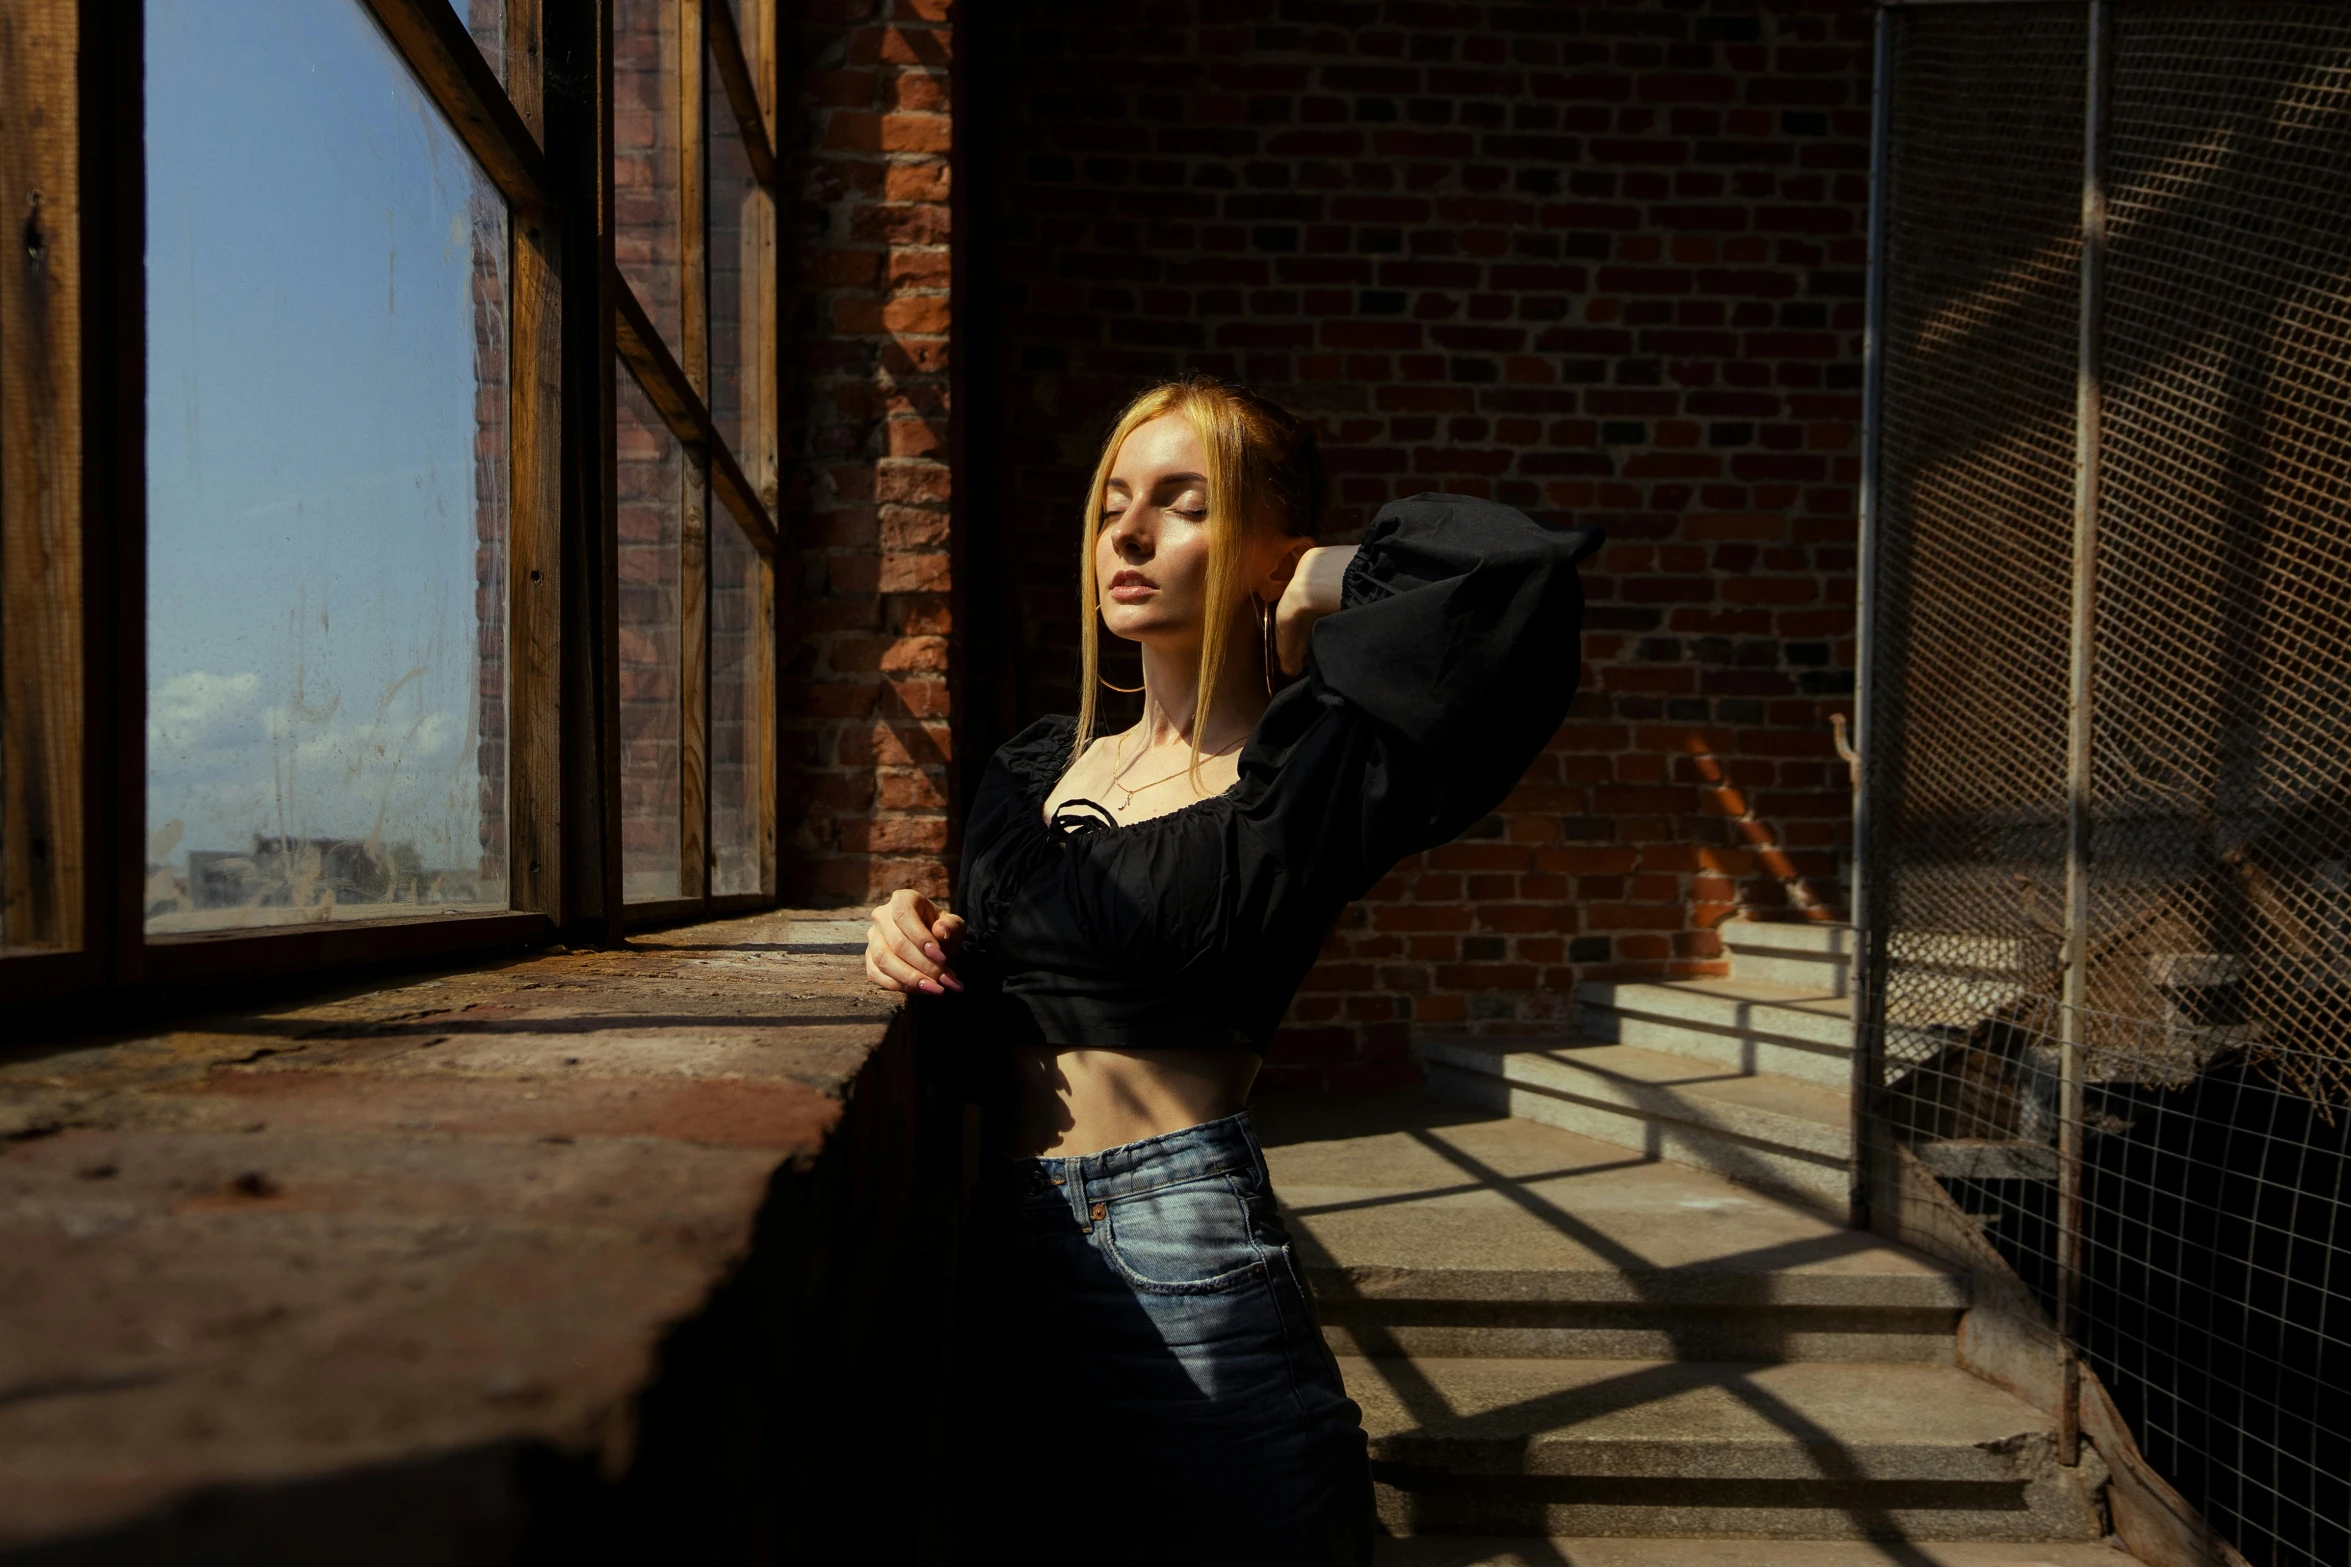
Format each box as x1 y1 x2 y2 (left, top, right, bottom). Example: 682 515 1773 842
1075 376 1327 778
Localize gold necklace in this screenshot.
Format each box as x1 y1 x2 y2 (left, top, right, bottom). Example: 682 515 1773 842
1107 734 1245 809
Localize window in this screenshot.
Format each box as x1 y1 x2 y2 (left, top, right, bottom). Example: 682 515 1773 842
0 0 783 1000
143 1 512 934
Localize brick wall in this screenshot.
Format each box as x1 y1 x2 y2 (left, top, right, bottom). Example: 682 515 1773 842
781 0 959 906
974 0 1872 1089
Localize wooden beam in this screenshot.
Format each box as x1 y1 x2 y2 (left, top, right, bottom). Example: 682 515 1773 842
706 0 778 189
0 4 83 955
681 0 709 400
612 267 780 556
506 0 563 922
505 0 546 144
616 894 704 930
737 0 780 520
95 0 150 985
358 0 552 217
746 0 777 144
585 0 623 937
679 1 711 903
680 460 711 902
748 0 786 908
614 891 777 929
753 550 778 897
142 911 551 987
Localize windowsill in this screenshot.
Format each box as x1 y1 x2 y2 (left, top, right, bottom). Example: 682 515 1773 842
0 909 904 1552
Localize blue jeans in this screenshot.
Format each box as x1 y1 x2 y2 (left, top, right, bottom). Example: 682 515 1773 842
968 1110 1373 1564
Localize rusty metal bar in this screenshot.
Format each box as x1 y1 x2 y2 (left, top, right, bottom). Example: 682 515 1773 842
2056 0 2112 1470
1849 1 1897 1235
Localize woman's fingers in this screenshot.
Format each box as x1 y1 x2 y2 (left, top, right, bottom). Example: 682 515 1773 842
932 911 968 956
890 899 962 991
867 892 962 995
870 940 941 995
890 895 941 958
865 951 907 993
866 920 942 994
864 928 914 993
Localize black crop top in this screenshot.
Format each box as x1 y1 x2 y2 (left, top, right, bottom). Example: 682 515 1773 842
944 493 1603 1055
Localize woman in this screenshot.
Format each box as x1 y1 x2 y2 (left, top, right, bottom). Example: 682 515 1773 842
865 377 1599 1562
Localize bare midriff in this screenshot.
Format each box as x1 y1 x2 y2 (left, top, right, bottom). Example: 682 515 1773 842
1010 1045 1262 1158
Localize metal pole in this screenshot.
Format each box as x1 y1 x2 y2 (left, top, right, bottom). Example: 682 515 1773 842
1848 2 1896 1235
2057 0 2112 1470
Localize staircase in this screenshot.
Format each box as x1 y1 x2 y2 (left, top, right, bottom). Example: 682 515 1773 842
1421 921 1860 1215
1255 919 2127 1564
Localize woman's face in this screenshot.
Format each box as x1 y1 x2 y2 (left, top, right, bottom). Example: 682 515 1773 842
1096 412 1288 651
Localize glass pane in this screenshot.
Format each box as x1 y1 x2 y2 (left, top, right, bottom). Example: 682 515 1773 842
450 0 504 84
144 0 509 935
707 35 775 502
709 515 765 897
617 363 685 903
613 0 683 353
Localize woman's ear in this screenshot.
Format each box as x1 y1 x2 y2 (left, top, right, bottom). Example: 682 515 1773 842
1259 537 1312 599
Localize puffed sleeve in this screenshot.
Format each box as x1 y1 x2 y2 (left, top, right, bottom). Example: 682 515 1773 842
1233 492 1601 898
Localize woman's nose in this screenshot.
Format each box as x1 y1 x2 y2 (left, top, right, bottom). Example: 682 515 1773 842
1108 517 1153 561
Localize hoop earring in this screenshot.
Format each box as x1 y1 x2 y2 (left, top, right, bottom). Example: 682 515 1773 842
1258 597 1276 696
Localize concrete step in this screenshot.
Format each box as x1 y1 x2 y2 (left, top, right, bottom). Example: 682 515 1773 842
1883 929 2058 1029
1888 929 2052 976
1578 978 1854 1091
1376 1538 2136 1565
1347 1356 2108 1542
1723 919 1855 996
1255 1094 1961 1364
1419 1038 1853 1213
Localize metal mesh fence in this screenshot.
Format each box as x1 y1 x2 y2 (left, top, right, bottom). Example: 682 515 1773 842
1864 6 2351 1565
1871 1 2083 1125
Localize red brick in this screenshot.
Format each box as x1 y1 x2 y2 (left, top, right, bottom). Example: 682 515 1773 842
881 295 951 335
885 162 952 202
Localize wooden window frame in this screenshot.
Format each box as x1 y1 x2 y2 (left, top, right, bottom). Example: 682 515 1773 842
610 0 782 930
0 0 787 1003
0 3 92 999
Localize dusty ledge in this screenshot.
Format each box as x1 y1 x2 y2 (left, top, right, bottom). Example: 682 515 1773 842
0 911 899 1554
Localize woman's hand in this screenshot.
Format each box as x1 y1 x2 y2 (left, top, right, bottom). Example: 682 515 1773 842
1272 544 1358 677
864 889 966 996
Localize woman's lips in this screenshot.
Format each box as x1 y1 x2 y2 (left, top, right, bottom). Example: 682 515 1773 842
1107 571 1157 604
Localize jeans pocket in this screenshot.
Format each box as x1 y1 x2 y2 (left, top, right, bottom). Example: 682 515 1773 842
1100 1172 1266 1295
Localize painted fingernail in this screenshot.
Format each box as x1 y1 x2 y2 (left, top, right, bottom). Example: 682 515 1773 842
940 972 964 993
923 942 946 963
917 978 945 996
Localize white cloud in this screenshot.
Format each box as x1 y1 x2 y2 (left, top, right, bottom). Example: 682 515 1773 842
146 665 482 865
148 669 264 758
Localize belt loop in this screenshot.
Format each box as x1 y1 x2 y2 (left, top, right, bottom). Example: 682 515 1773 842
1228 1110 1261 1190
1069 1157 1091 1232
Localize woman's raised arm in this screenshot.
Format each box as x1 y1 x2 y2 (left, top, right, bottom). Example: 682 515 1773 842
1238 494 1603 898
